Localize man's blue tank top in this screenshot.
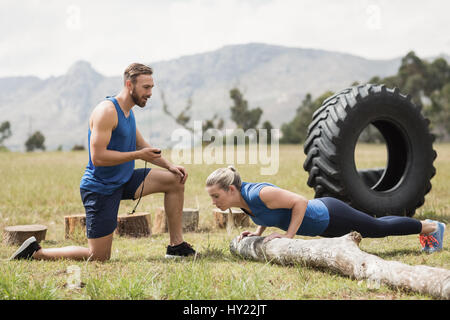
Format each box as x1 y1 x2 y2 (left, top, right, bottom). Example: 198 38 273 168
80 96 136 195
240 182 330 236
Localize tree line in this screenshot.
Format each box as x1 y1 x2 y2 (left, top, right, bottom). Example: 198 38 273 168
0 122 82 152
1 50 448 152
281 51 450 143
0 123 48 152
164 51 449 145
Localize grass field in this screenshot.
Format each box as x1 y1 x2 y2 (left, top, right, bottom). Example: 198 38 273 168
0 144 449 300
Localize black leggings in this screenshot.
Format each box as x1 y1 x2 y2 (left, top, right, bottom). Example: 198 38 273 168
318 197 422 238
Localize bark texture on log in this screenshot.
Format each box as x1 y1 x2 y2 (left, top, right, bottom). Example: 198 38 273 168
152 207 166 234
181 208 199 232
64 214 86 239
213 209 251 229
230 232 450 299
116 212 151 237
3 224 47 245
152 208 199 234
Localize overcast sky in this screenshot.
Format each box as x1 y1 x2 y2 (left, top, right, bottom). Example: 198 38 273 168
1 0 449 78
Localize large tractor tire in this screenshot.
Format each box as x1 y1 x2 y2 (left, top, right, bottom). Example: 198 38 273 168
303 83 436 217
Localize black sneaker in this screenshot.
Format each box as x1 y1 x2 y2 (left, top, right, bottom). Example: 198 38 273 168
9 236 41 260
165 241 196 259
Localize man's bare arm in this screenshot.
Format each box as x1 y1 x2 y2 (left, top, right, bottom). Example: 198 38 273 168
90 103 160 167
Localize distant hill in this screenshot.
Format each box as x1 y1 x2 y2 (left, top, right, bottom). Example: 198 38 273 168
2 43 441 151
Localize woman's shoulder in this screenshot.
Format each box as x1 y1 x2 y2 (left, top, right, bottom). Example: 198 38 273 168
242 181 277 190
241 182 278 200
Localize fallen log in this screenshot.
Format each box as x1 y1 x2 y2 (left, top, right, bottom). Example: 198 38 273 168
229 232 450 299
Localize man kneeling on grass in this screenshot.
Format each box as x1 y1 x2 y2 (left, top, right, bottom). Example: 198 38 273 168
10 63 196 262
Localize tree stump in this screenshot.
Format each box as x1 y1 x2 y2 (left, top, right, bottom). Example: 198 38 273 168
3 224 47 245
116 212 151 237
213 209 250 229
230 232 450 300
64 214 86 239
65 213 152 238
152 207 199 234
181 208 199 232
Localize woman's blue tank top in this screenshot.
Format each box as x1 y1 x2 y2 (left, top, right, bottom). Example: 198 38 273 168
80 96 136 195
240 182 330 236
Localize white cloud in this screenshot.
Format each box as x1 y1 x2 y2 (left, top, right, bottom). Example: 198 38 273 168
0 0 448 78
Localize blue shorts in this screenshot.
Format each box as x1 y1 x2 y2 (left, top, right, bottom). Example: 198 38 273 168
80 168 151 239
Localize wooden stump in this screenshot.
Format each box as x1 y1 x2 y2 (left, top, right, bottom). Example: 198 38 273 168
213 209 250 229
230 232 450 300
152 207 199 234
65 213 151 238
116 212 151 237
152 207 166 234
3 224 47 245
64 214 86 239
181 208 199 232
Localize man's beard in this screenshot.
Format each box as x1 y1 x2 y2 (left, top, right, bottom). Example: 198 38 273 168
131 89 147 108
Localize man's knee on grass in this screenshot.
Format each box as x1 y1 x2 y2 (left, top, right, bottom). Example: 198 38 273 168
88 248 111 262
88 234 113 262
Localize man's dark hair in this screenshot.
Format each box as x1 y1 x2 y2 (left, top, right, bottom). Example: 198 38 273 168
124 63 153 85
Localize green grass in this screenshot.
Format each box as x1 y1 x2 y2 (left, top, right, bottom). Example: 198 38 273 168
0 144 449 300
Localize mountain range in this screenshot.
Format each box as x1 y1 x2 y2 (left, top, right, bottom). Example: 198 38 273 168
1 43 447 151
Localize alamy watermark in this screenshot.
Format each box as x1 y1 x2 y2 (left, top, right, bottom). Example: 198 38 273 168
66 5 82 31
170 121 280 175
365 3 382 30
66 265 82 289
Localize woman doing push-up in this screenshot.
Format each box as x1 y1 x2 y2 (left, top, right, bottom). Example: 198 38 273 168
205 166 445 253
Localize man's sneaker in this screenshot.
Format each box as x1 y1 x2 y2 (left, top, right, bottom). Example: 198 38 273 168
419 220 446 253
9 236 41 260
165 241 196 259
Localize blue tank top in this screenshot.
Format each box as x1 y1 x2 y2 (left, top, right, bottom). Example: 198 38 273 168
80 96 136 195
240 182 330 236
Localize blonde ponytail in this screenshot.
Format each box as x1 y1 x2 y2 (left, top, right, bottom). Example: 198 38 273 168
206 166 242 190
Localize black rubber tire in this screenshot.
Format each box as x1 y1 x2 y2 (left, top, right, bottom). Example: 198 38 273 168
303 84 436 217
357 168 385 188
